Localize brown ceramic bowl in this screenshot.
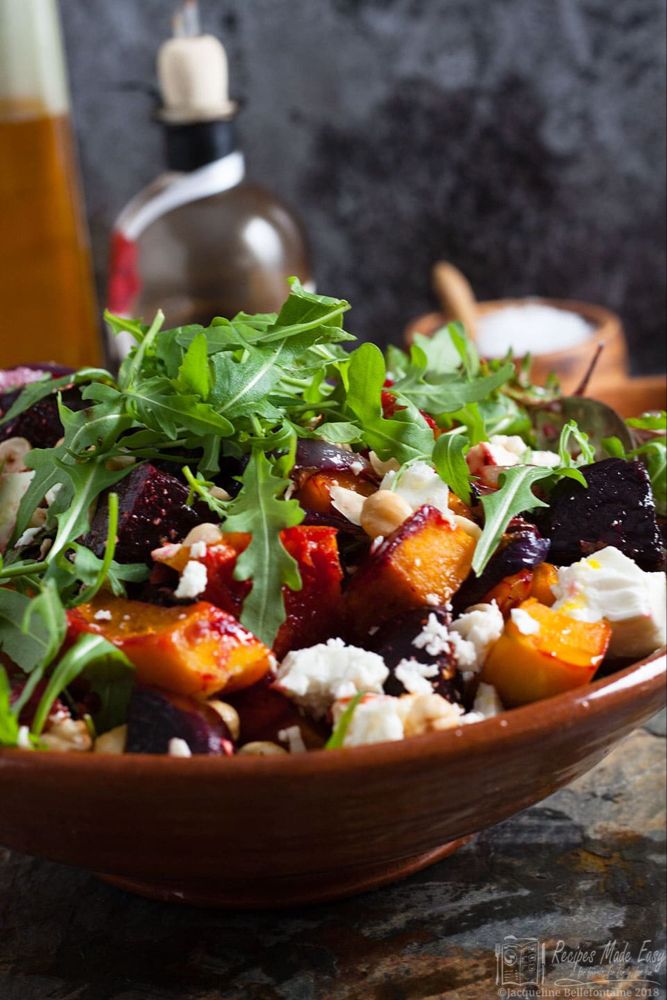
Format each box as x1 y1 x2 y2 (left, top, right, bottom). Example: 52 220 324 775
405 298 629 396
0 649 664 908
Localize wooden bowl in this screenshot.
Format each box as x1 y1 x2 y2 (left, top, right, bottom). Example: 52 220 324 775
0 650 664 908
405 298 629 396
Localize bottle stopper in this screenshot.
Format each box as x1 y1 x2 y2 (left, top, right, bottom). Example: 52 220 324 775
157 0 237 123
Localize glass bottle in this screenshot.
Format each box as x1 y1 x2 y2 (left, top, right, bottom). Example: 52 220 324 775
106 0 311 365
0 0 100 368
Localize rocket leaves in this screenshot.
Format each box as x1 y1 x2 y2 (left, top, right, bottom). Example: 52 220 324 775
223 451 305 645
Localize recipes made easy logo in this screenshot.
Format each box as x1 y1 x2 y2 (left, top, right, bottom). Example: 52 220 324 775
495 936 665 998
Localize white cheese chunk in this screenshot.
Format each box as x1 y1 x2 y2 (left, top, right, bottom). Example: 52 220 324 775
449 602 504 674
552 546 666 659
511 607 541 635
332 694 406 746
394 658 439 694
276 638 388 718
380 461 453 521
0 470 34 553
412 612 451 656
464 682 505 724
174 559 208 600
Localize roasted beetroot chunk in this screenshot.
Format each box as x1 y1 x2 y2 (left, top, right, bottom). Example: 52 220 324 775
125 686 234 755
0 364 83 447
370 606 465 705
453 523 550 613
85 463 209 563
547 458 664 571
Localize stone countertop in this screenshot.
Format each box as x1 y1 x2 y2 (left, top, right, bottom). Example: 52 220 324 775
1 724 664 1000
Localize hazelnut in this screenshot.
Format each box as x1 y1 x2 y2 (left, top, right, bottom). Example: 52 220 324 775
183 523 223 547
238 741 287 756
360 490 412 539
207 700 240 741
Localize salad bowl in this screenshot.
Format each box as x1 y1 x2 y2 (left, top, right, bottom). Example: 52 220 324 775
1 281 665 907
0 648 663 907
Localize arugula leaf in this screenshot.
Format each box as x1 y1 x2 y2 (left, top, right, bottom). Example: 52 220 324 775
0 667 19 747
432 431 472 504
78 649 135 735
346 343 435 463
558 419 595 468
0 590 51 672
176 332 211 400
411 326 462 376
124 378 234 439
46 458 132 562
473 466 554 575
30 634 130 737
627 411 666 432
209 346 283 417
223 451 304 645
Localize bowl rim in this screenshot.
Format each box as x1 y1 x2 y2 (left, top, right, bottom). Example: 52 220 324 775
1 648 664 777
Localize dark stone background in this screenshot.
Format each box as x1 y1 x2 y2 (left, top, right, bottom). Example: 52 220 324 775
60 0 667 373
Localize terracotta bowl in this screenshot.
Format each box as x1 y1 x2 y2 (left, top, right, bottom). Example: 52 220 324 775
0 649 664 908
405 298 629 396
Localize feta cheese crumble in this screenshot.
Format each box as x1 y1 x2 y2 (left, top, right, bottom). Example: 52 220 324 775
552 546 667 658
450 602 504 675
463 682 505 724
93 609 113 622
331 691 464 747
276 638 389 718
412 612 451 656
394 658 439 695
189 540 207 559
511 607 541 635
174 559 208 600
380 461 453 522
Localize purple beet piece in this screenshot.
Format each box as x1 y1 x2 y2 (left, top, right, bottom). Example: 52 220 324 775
293 440 375 481
125 686 234 756
0 364 82 447
370 606 465 705
548 458 664 571
85 463 210 563
452 522 550 613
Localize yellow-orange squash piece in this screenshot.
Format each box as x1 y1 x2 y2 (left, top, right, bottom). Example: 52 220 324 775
530 562 558 606
482 598 611 706
68 597 272 698
345 505 476 637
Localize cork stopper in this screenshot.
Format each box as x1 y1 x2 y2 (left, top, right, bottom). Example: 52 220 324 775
157 0 236 123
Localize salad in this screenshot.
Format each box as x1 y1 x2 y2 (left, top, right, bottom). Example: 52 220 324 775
0 281 665 756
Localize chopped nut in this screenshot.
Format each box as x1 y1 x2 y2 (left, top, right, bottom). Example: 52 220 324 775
207 700 240 740
360 489 412 539
0 437 31 473
238 741 288 756
94 724 128 754
183 522 223 546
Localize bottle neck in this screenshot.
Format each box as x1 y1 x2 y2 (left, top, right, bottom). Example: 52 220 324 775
163 117 238 172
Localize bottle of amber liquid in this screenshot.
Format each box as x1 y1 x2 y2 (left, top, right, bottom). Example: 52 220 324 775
106 0 311 364
0 0 100 368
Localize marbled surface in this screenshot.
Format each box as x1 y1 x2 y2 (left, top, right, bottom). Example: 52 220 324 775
59 0 666 373
1 725 664 1000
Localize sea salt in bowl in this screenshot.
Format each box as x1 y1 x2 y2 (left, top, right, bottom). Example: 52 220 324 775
406 297 628 395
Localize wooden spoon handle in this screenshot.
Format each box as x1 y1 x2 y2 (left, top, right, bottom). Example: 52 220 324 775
432 261 478 339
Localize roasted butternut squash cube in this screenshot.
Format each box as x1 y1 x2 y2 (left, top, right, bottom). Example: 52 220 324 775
295 470 375 517
345 505 476 637
275 526 345 658
172 526 345 657
68 597 272 698
530 562 558 606
482 598 611 706
483 569 534 616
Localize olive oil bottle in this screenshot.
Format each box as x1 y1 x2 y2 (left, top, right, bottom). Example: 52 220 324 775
106 0 311 364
